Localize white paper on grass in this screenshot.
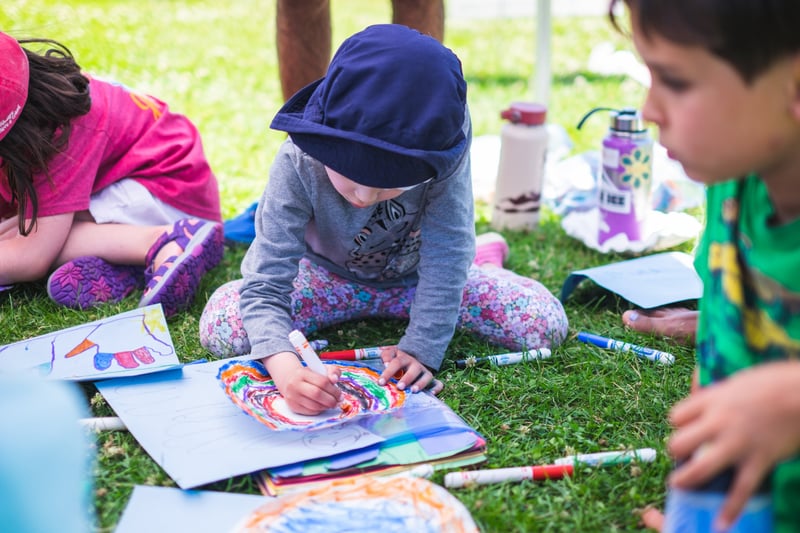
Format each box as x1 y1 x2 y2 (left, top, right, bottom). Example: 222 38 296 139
95 358 383 489
0 305 181 380
560 251 703 309
115 485 266 533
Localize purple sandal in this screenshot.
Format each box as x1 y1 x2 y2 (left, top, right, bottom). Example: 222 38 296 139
139 218 224 317
47 256 144 309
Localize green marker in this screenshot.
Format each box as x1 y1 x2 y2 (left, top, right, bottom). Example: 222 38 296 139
553 448 657 466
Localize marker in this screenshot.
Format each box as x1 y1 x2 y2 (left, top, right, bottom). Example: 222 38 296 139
79 417 127 431
444 464 573 488
289 329 327 375
319 345 396 361
577 332 675 365
455 349 552 369
553 447 657 466
309 339 329 352
289 330 347 411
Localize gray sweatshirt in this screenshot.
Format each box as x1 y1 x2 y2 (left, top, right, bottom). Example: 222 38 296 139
239 119 475 370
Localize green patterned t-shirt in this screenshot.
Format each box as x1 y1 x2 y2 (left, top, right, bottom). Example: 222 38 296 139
694 174 800 531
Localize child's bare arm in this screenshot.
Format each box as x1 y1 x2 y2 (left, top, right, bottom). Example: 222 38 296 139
667 361 800 529
262 351 342 415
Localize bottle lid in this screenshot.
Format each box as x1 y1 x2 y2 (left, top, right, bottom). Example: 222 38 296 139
610 108 647 133
501 102 547 125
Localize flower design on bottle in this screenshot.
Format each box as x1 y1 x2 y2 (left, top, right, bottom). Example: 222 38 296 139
620 146 652 189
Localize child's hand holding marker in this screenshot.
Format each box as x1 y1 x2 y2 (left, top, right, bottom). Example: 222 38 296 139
261 330 343 416
378 346 443 395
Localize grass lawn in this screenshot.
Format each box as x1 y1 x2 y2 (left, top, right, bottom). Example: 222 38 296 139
1 1 699 531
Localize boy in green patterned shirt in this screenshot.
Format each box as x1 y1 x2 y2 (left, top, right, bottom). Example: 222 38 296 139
610 1 800 531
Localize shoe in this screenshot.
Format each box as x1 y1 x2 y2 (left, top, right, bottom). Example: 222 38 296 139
473 232 509 268
47 256 144 309
223 201 258 246
139 218 224 317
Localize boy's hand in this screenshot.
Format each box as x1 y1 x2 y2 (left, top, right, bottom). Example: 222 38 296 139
378 347 443 394
667 361 800 530
262 351 342 416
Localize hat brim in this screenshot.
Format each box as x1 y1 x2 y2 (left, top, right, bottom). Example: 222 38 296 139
271 80 465 188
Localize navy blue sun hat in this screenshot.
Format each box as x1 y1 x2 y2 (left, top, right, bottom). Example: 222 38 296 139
270 24 468 189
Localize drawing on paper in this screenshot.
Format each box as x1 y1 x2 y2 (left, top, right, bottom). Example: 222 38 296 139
231 475 479 532
0 305 179 380
217 359 406 431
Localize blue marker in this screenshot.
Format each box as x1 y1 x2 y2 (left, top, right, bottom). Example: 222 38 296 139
577 332 675 365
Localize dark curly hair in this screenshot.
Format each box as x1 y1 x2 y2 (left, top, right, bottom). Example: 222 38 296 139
609 0 800 85
0 38 91 235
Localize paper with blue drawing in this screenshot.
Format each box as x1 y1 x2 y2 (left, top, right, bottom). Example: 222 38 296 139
0 304 180 380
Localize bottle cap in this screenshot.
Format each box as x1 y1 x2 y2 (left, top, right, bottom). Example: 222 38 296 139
610 108 647 133
500 102 547 125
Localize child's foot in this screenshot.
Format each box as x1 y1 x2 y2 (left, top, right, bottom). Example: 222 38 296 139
47 256 144 309
473 232 509 268
139 218 224 317
622 307 698 345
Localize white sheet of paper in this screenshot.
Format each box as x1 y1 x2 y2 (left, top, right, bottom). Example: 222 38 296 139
114 485 266 533
96 359 384 489
0 305 180 380
560 251 703 309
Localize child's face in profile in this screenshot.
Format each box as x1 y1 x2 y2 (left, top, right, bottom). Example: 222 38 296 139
325 167 419 208
631 12 800 188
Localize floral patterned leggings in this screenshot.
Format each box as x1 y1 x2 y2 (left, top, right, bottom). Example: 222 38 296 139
199 259 569 359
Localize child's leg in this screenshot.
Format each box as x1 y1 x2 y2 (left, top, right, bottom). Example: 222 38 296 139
458 265 569 351
49 180 222 314
200 259 412 358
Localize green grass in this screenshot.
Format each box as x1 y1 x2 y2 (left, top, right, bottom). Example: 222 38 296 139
1 1 698 531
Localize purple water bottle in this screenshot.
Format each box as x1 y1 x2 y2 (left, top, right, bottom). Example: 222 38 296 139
578 107 654 245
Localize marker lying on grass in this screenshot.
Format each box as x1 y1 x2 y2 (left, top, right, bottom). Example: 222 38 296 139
455 349 552 369
79 417 126 431
319 345 396 361
445 448 657 488
444 464 573 488
577 331 675 365
553 447 657 466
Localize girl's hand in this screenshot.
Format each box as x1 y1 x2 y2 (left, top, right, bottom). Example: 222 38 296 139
378 347 443 395
667 361 800 530
262 351 342 415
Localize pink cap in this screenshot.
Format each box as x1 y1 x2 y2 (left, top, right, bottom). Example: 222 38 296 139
500 102 547 125
0 32 29 142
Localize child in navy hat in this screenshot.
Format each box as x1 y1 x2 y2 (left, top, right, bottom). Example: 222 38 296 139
200 24 568 414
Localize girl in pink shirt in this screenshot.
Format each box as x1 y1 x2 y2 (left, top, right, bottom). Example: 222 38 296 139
0 33 224 317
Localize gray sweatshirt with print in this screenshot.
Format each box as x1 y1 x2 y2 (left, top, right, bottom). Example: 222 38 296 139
239 120 475 370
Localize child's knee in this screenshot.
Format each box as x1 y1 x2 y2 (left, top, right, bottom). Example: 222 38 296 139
199 279 250 358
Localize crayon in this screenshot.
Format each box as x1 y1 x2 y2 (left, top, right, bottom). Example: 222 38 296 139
577 331 675 365
553 448 657 466
455 349 552 369
319 345 396 361
444 464 573 488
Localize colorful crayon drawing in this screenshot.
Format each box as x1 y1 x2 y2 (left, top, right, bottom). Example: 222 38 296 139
0 305 180 380
218 359 407 431
231 475 479 533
